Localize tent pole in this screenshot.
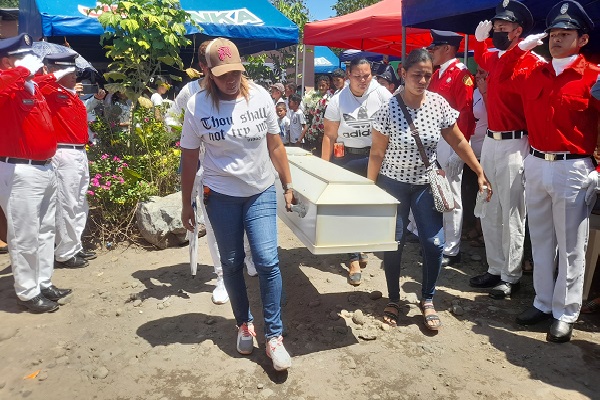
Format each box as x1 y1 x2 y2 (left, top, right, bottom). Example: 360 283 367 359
464 35 469 65
295 45 299 86
401 25 406 66
301 45 306 97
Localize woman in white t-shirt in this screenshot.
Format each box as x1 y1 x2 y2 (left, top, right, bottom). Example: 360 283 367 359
322 57 392 286
180 38 293 372
368 49 491 331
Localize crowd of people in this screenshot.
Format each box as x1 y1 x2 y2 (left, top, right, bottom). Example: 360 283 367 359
1 0 600 373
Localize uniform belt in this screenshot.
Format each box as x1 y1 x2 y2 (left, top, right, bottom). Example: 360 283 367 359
57 144 86 149
529 148 590 161
486 129 527 140
0 157 52 166
345 146 371 155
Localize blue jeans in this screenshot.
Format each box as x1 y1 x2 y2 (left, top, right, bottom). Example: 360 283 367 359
377 174 444 302
205 185 283 339
332 152 369 262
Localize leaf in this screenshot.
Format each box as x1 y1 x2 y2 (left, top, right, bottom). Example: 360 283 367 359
137 97 153 109
24 370 41 380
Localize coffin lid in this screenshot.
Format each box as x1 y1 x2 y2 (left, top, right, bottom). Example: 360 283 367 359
286 149 399 206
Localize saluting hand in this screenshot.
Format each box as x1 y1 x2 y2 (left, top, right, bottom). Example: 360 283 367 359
53 67 76 81
14 54 44 77
518 33 548 51
475 20 492 42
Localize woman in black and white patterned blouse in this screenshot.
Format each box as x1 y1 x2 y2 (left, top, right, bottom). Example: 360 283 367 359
368 48 491 331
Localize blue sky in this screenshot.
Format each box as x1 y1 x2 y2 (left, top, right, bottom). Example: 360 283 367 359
305 0 337 21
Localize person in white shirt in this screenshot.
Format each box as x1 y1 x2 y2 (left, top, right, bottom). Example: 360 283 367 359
150 79 170 120
167 41 257 306
270 82 286 106
180 38 294 371
323 57 392 285
276 103 291 144
287 93 307 145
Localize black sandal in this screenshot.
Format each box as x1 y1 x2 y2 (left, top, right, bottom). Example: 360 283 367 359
383 302 400 326
419 301 442 331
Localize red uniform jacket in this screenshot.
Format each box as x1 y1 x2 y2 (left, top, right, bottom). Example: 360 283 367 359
35 74 89 145
428 59 475 141
500 49 600 168
0 67 56 160
473 40 544 132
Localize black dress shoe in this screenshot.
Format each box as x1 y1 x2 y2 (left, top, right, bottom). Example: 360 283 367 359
17 294 59 313
469 272 501 288
41 285 73 301
0 244 7 254
489 281 520 299
516 306 552 325
56 256 89 269
77 250 97 260
547 319 573 343
442 253 461 267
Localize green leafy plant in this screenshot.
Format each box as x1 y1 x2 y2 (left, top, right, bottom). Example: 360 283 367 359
90 0 199 103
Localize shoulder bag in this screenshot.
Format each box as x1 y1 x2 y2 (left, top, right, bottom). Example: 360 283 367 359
395 94 456 213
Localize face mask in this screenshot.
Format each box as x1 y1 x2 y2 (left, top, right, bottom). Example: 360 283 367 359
492 31 513 51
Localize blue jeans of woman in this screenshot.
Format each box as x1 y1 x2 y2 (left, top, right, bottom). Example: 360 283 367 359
377 174 444 302
205 185 283 339
332 152 369 262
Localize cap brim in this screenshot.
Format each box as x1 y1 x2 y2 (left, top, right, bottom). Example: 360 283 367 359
211 63 245 77
546 21 581 32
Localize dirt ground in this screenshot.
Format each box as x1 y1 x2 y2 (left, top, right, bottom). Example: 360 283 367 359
0 219 599 400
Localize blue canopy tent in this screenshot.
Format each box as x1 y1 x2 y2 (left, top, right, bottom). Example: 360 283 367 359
314 46 344 74
402 0 600 54
18 0 299 55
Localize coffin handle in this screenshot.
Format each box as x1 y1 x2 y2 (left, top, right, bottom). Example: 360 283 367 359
290 202 307 218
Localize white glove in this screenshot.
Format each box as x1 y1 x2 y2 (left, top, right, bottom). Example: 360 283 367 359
518 32 548 51
53 67 76 81
447 153 464 179
14 54 44 76
583 171 600 206
475 20 492 42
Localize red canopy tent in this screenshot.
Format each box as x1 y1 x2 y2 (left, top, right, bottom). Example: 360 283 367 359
303 0 477 56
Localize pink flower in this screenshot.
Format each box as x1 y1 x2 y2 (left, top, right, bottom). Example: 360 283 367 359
122 163 128 168
101 154 108 160
95 174 102 179
144 118 149 123
87 190 95 196
91 179 100 187
105 181 111 187
113 156 121 162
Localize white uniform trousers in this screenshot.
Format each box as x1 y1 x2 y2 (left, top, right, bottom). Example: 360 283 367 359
480 136 529 283
53 148 90 261
193 172 255 278
437 138 463 257
0 162 57 300
524 155 593 323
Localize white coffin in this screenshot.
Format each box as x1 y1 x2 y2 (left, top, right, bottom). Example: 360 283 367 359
276 147 399 254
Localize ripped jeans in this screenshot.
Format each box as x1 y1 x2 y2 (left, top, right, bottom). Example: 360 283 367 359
377 174 444 302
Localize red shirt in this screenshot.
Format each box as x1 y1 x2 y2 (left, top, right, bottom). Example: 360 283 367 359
502 50 600 159
0 67 56 160
473 40 544 132
35 75 89 145
428 59 475 141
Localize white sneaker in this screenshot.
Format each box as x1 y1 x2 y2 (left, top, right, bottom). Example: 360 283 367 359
266 336 292 371
211 276 229 305
246 263 258 277
237 322 256 355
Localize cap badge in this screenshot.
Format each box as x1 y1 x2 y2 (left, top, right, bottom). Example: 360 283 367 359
24 34 31 45
502 0 509 8
560 3 568 14
446 77 452 83
217 46 232 61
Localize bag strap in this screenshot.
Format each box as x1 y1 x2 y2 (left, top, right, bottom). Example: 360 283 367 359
395 93 431 169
